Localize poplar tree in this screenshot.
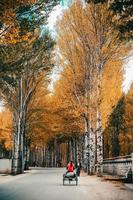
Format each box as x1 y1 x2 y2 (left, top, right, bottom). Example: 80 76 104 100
86 0 133 40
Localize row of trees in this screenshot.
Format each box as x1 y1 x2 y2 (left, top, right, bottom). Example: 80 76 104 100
52 0 131 174
0 0 59 174
0 0 132 175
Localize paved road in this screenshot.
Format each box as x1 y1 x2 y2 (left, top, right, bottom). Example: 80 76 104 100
0 168 132 200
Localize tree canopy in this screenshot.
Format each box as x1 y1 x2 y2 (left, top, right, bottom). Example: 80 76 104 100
86 0 133 40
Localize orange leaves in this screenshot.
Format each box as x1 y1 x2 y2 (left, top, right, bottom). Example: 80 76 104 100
2 9 16 25
0 109 12 150
0 24 33 45
50 65 84 136
101 60 123 128
0 0 37 45
25 78 56 147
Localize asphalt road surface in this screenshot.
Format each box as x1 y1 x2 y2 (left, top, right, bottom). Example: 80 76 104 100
0 168 132 200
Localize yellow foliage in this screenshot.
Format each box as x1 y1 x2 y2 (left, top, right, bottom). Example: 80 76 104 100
101 60 123 128
0 109 12 150
0 0 37 44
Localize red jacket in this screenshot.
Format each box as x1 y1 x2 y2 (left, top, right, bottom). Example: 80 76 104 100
67 163 75 172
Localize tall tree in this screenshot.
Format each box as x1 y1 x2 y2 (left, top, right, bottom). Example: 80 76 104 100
86 0 133 40
56 0 129 174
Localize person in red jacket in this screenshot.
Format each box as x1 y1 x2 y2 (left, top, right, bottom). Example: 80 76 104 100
67 161 75 173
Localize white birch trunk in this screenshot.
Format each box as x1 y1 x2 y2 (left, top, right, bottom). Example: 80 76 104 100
96 69 103 176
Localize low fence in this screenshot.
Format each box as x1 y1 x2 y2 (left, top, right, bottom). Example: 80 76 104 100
102 153 133 182
0 159 11 174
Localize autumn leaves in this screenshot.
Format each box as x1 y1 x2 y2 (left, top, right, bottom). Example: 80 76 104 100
52 1 130 172
0 0 132 174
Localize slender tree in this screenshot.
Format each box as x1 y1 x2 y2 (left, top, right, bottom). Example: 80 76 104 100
86 0 133 40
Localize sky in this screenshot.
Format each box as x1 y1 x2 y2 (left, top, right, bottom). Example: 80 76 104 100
123 57 133 93
0 101 4 112
47 4 63 36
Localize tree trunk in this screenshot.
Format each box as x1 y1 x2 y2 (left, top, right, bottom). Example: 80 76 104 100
96 70 103 176
11 77 24 174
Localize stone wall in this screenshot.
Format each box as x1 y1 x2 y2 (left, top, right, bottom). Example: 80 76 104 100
102 153 133 182
0 159 11 173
